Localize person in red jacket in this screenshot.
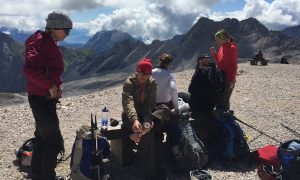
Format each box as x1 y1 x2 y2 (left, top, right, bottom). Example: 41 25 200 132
23 11 72 180
210 29 238 111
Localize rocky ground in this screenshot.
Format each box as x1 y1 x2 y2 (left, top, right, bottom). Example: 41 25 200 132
0 62 299 180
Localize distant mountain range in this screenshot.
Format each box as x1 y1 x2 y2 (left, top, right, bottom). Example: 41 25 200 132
63 17 300 82
0 27 91 48
0 31 87 92
1 17 300 93
0 32 24 92
282 25 300 39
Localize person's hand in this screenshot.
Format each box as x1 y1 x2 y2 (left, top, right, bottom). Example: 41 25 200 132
129 133 142 143
210 47 216 55
132 120 142 134
49 85 60 98
228 81 235 89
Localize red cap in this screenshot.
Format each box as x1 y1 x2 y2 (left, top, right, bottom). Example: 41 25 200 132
137 58 152 74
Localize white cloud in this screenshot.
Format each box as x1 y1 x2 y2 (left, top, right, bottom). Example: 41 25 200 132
210 0 300 30
78 3 210 43
0 0 105 31
1 0 299 43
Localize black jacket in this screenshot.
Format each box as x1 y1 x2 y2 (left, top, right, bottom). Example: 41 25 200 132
188 64 218 113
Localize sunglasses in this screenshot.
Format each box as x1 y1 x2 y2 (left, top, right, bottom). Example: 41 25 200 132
51 28 71 35
64 29 71 35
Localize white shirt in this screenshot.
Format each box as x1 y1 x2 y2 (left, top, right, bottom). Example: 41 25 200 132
152 68 178 109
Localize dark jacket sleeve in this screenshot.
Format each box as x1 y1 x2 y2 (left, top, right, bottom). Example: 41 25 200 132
188 70 199 94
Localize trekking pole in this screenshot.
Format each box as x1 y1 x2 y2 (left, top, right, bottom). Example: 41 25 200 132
281 123 300 137
91 114 101 180
234 116 281 143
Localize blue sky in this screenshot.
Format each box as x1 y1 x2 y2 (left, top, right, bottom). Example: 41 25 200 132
213 0 273 12
213 0 247 12
0 0 299 43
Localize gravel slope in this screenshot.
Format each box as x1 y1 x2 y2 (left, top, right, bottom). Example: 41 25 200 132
0 63 299 180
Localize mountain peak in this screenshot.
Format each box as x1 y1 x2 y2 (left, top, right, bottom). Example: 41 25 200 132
84 30 133 53
240 17 269 35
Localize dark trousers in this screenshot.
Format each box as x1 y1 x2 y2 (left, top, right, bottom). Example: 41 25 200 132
28 95 64 180
121 113 157 178
216 82 234 111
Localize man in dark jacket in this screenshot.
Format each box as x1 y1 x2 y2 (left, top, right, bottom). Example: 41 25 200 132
23 11 72 180
188 54 218 147
188 54 218 113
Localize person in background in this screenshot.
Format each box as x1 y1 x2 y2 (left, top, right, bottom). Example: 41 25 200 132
210 29 238 111
23 11 72 180
122 58 158 179
255 50 264 61
152 53 182 159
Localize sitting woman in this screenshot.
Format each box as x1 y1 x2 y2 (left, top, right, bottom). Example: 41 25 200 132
121 58 158 179
188 54 218 147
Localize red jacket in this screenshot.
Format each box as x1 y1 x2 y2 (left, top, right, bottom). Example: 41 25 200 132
23 31 64 96
212 42 238 82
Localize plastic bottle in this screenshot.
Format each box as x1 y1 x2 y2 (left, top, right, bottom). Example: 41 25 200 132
101 106 109 130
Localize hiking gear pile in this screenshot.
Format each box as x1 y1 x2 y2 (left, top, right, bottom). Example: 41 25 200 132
70 123 110 180
253 140 300 180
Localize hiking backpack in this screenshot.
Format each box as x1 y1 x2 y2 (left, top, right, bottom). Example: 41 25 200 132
207 66 226 93
212 110 250 160
177 98 209 171
14 138 34 166
277 139 300 180
70 125 110 180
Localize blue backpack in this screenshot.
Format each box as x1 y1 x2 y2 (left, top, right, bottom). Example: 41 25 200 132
70 125 110 180
277 139 300 180
212 110 250 160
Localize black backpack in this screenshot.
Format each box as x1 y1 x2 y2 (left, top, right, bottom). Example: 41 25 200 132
176 99 208 171
212 110 250 160
207 65 226 93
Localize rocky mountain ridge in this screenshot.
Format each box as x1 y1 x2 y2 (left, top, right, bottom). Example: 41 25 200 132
63 17 300 83
1 17 300 93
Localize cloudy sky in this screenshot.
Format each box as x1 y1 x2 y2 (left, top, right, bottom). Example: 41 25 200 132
0 0 299 43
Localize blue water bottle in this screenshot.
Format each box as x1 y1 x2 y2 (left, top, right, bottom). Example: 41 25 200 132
101 106 109 130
